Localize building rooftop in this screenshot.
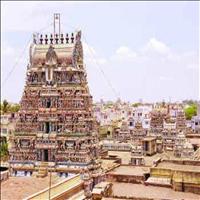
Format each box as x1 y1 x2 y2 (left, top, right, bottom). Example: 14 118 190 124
143 136 156 141
156 161 200 172
109 182 200 200
108 165 149 176
101 159 119 171
1 174 64 200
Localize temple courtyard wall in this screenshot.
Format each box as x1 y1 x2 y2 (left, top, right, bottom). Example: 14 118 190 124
148 160 200 194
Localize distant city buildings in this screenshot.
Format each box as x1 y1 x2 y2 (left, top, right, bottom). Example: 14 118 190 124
94 100 200 161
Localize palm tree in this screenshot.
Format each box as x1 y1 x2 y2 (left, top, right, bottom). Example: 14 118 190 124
2 100 10 114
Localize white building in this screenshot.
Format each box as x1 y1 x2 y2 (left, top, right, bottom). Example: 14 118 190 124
132 105 152 129
191 116 200 134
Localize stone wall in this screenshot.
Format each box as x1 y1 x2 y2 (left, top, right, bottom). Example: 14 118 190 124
172 171 200 194
163 159 200 166
150 168 172 178
53 183 83 200
150 167 200 194
106 174 144 184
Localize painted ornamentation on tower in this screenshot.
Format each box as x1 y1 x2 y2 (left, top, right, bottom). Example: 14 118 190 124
9 18 102 180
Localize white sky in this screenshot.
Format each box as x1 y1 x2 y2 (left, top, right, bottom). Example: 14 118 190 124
1 1 199 103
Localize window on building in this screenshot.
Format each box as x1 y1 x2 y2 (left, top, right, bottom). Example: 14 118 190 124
45 122 50 133
144 141 149 151
47 99 51 108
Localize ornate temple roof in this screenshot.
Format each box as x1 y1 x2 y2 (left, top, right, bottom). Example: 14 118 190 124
32 44 74 65
30 31 82 67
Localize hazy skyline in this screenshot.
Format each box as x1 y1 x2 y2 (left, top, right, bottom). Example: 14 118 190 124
1 1 199 103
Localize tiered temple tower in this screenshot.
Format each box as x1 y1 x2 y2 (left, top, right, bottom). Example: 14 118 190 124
176 110 186 130
9 16 101 178
150 111 165 133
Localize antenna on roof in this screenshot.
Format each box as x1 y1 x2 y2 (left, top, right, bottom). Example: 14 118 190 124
54 13 61 39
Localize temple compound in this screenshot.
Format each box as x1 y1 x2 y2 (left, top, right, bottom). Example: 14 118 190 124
9 17 102 181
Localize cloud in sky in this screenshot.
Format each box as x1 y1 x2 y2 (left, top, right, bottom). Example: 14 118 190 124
85 37 199 102
1 1 199 103
111 46 137 62
110 38 171 62
144 38 170 54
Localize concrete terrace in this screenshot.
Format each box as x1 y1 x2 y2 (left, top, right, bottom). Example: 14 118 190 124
110 182 200 200
1 173 63 200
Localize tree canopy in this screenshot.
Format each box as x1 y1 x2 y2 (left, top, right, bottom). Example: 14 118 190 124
132 102 141 107
184 104 197 120
0 140 8 161
0 100 20 114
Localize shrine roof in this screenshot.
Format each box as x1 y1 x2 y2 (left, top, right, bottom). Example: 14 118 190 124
30 31 82 66
32 43 75 64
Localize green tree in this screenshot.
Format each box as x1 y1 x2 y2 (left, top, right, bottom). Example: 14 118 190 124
184 104 197 120
0 100 20 114
1 100 10 114
0 140 9 160
132 103 141 107
9 104 20 113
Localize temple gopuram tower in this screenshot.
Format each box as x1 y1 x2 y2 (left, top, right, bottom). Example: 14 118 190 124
9 14 101 179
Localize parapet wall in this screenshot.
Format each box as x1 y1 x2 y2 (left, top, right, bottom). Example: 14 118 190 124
172 170 200 194
150 163 200 194
162 159 200 166
106 173 145 184
150 168 172 178
24 174 84 200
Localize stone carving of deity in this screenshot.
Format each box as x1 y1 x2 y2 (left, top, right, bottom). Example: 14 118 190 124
45 45 58 82
46 45 58 66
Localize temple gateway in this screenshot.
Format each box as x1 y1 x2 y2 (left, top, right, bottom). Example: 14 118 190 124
9 16 102 180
